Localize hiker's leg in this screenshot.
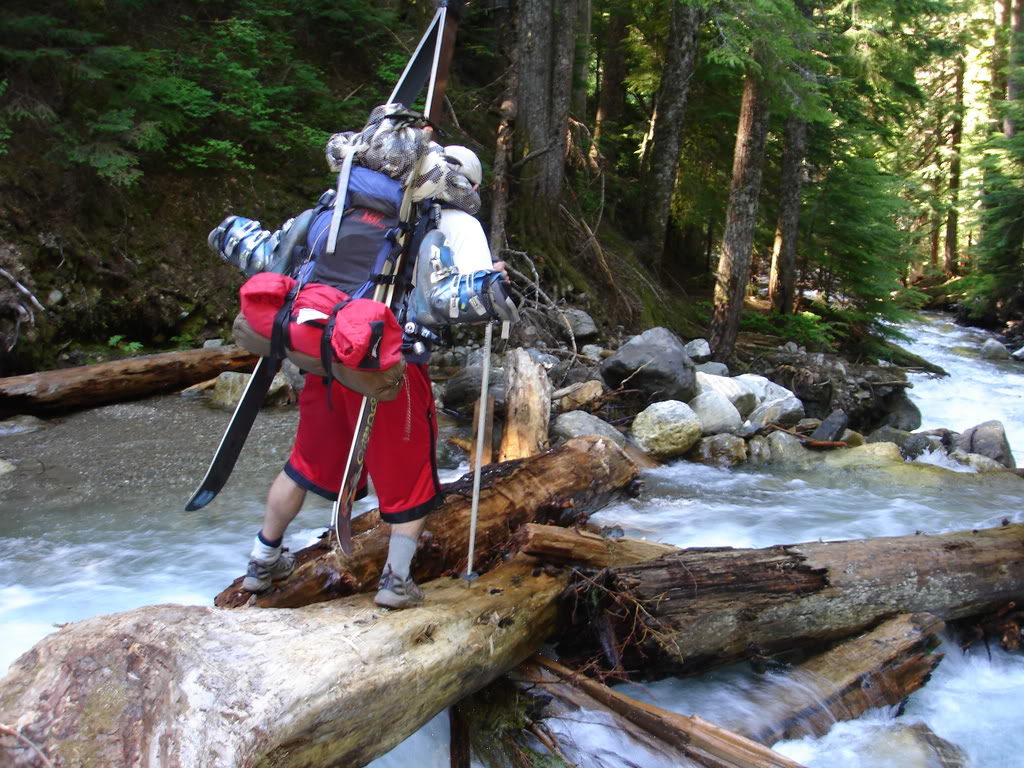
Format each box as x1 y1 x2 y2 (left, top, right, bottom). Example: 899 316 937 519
260 470 307 542
369 365 441 607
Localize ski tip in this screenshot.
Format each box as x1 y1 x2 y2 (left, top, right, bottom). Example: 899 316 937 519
185 489 215 511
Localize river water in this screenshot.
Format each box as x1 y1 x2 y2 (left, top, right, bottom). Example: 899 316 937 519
1 312 1022 767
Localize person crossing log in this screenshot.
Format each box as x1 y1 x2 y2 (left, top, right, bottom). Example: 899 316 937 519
214 435 639 609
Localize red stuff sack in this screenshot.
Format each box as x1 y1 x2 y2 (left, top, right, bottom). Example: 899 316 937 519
235 272 406 400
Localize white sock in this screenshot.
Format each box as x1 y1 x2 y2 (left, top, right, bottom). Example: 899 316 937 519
384 533 419 580
250 534 281 563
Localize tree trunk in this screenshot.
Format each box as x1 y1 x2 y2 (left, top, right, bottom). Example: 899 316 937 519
992 0 1011 133
735 613 945 745
0 557 569 768
214 435 638 609
517 656 807 768
497 347 553 461
768 116 808 314
488 5 519 257
515 0 577 215
943 57 965 276
709 66 771 362
639 1 703 273
1006 0 1024 138
590 4 630 166
0 345 257 417
572 0 591 119
603 524 1024 677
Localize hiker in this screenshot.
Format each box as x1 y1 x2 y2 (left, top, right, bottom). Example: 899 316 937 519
242 144 505 609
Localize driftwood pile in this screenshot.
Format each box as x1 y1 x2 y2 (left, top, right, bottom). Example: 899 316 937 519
1 348 1023 767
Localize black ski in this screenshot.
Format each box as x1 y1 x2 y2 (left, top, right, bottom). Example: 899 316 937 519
184 2 460 513
185 355 280 510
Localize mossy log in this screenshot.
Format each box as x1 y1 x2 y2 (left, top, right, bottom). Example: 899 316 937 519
602 523 1024 677
734 612 945 745
0 345 257 416
513 655 807 768
214 435 640 609
0 558 569 768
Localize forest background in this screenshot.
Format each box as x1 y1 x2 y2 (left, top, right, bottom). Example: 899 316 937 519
1 0 1022 376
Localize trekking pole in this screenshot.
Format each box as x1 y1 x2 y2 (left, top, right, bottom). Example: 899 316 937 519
465 320 493 580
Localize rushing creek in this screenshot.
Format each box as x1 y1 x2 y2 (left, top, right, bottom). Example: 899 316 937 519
1 312 1022 767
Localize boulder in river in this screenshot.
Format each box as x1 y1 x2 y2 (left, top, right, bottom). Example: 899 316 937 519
980 338 1009 360
631 400 702 459
953 420 1016 469
600 327 696 402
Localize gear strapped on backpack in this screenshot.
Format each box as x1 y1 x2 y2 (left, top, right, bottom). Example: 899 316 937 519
208 103 517 392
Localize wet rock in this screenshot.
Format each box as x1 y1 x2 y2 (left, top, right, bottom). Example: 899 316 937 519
210 370 292 410
867 424 911 448
953 420 1016 468
0 414 49 436
631 400 702 459
744 348 919 433
600 327 696 402
902 431 947 460
883 389 923 431
1012 346 1024 361
552 410 625 447
557 308 598 341
861 722 970 768
949 450 1007 472
821 441 904 468
689 391 742 435
684 338 712 363
688 434 747 466
441 366 506 412
734 373 796 405
811 409 849 442
746 435 772 464
695 361 729 377
766 431 810 463
839 428 865 447
980 338 1010 360
741 396 805 435
695 372 758 417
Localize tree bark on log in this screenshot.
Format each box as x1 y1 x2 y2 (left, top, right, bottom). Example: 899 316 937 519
497 347 553 462
604 524 1024 677
515 522 676 568
734 613 945 745
516 656 807 768
0 558 569 768
215 436 638 609
0 346 257 416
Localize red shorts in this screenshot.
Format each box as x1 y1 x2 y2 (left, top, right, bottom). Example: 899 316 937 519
284 363 441 523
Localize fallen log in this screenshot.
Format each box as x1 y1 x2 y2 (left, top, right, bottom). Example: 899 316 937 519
214 435 639 609
515 656 807 768
0 345 257 416
733 612 945 745
591 523 1024 677
515 522 677 568
498 347 552 461
0 557 569 768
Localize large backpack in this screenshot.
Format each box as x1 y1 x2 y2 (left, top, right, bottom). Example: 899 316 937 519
211 124 433 401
